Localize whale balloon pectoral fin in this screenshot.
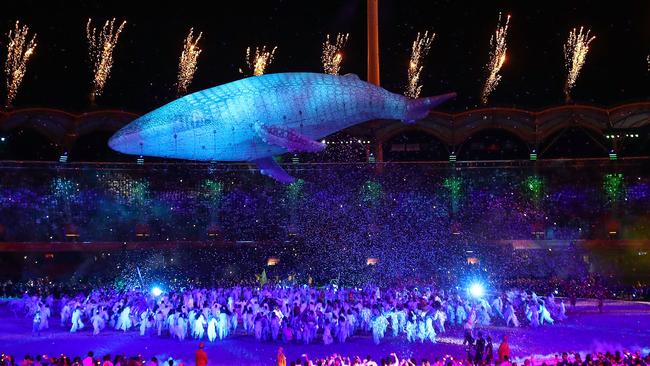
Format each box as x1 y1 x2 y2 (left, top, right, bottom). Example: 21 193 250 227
255 125 325 153
404 92 457 124
343 73 360 80
253 157 296 184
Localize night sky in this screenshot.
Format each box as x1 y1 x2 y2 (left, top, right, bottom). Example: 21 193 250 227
2 0 649 113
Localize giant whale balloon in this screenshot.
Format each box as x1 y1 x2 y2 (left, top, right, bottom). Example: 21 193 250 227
108 72 455 183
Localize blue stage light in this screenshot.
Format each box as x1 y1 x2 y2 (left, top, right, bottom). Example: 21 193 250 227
151 287 163 297
469 283 485 298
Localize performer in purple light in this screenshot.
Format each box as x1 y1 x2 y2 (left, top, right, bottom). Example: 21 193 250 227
19 283 569 346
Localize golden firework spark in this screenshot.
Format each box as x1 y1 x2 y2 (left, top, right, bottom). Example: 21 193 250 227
86 18 126 102
563 26 595 102
405 31 435 99
322 33 349 75
176 28 203 96
4 21 37 108
480 13 510 105
246 46 277 76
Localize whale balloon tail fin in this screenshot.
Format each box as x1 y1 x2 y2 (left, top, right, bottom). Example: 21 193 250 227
404 92 457 124
253 157 295 184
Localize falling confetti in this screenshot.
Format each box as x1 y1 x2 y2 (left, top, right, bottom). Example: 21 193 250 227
246 46 277 76
322 33 349 75
4 21 37 108
1 162 647 294
480 13 510 105
563 26 595 102
176 28 203 96
86 18 126 103
405 31 435 99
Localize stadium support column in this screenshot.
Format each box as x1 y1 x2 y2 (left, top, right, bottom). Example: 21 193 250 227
61 132 78 161
368 0 382 165
366 0 384 163
367 0 380 86
373 141 383 163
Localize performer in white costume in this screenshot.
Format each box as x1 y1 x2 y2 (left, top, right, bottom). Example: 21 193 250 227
193 313 206 339
207 316 217 342
70 306 84 333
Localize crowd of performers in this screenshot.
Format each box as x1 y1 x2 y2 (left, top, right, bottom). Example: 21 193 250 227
20 285 568 344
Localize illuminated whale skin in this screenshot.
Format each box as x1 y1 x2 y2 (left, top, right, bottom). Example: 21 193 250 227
109 72 455 183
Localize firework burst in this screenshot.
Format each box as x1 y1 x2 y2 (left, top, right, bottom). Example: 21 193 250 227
405 31 435 99
86 18 126 103
176 28 203 96
563 26 595 102
322 33 349 75
245 46 277 76
480 13 510 105
4 21 37 108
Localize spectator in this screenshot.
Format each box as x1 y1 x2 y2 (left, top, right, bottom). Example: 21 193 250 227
498 335 511 362
195 342 207 366
277 347 286 366
102 355 113 366
82 352 94 366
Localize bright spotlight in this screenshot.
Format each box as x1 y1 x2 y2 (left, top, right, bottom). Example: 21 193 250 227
151 287 163 297
469 283 485 298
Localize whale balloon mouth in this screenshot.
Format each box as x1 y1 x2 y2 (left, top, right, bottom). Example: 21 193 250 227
108 122 144 155
107 133 126 153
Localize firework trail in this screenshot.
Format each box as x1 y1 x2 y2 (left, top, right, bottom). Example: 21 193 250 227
480 13 510 105
563 26 595 102
86 18 126 103
4 21 37 108
322 33 349 75
405 31 435 99
176 28 203 96
246 46 277 76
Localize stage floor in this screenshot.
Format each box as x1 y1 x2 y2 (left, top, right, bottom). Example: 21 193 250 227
1 300 649 365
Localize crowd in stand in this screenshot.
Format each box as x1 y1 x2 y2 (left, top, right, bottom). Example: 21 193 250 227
2 346 649 366
276 348 650 366
0 352 174 366
1 164 648 245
